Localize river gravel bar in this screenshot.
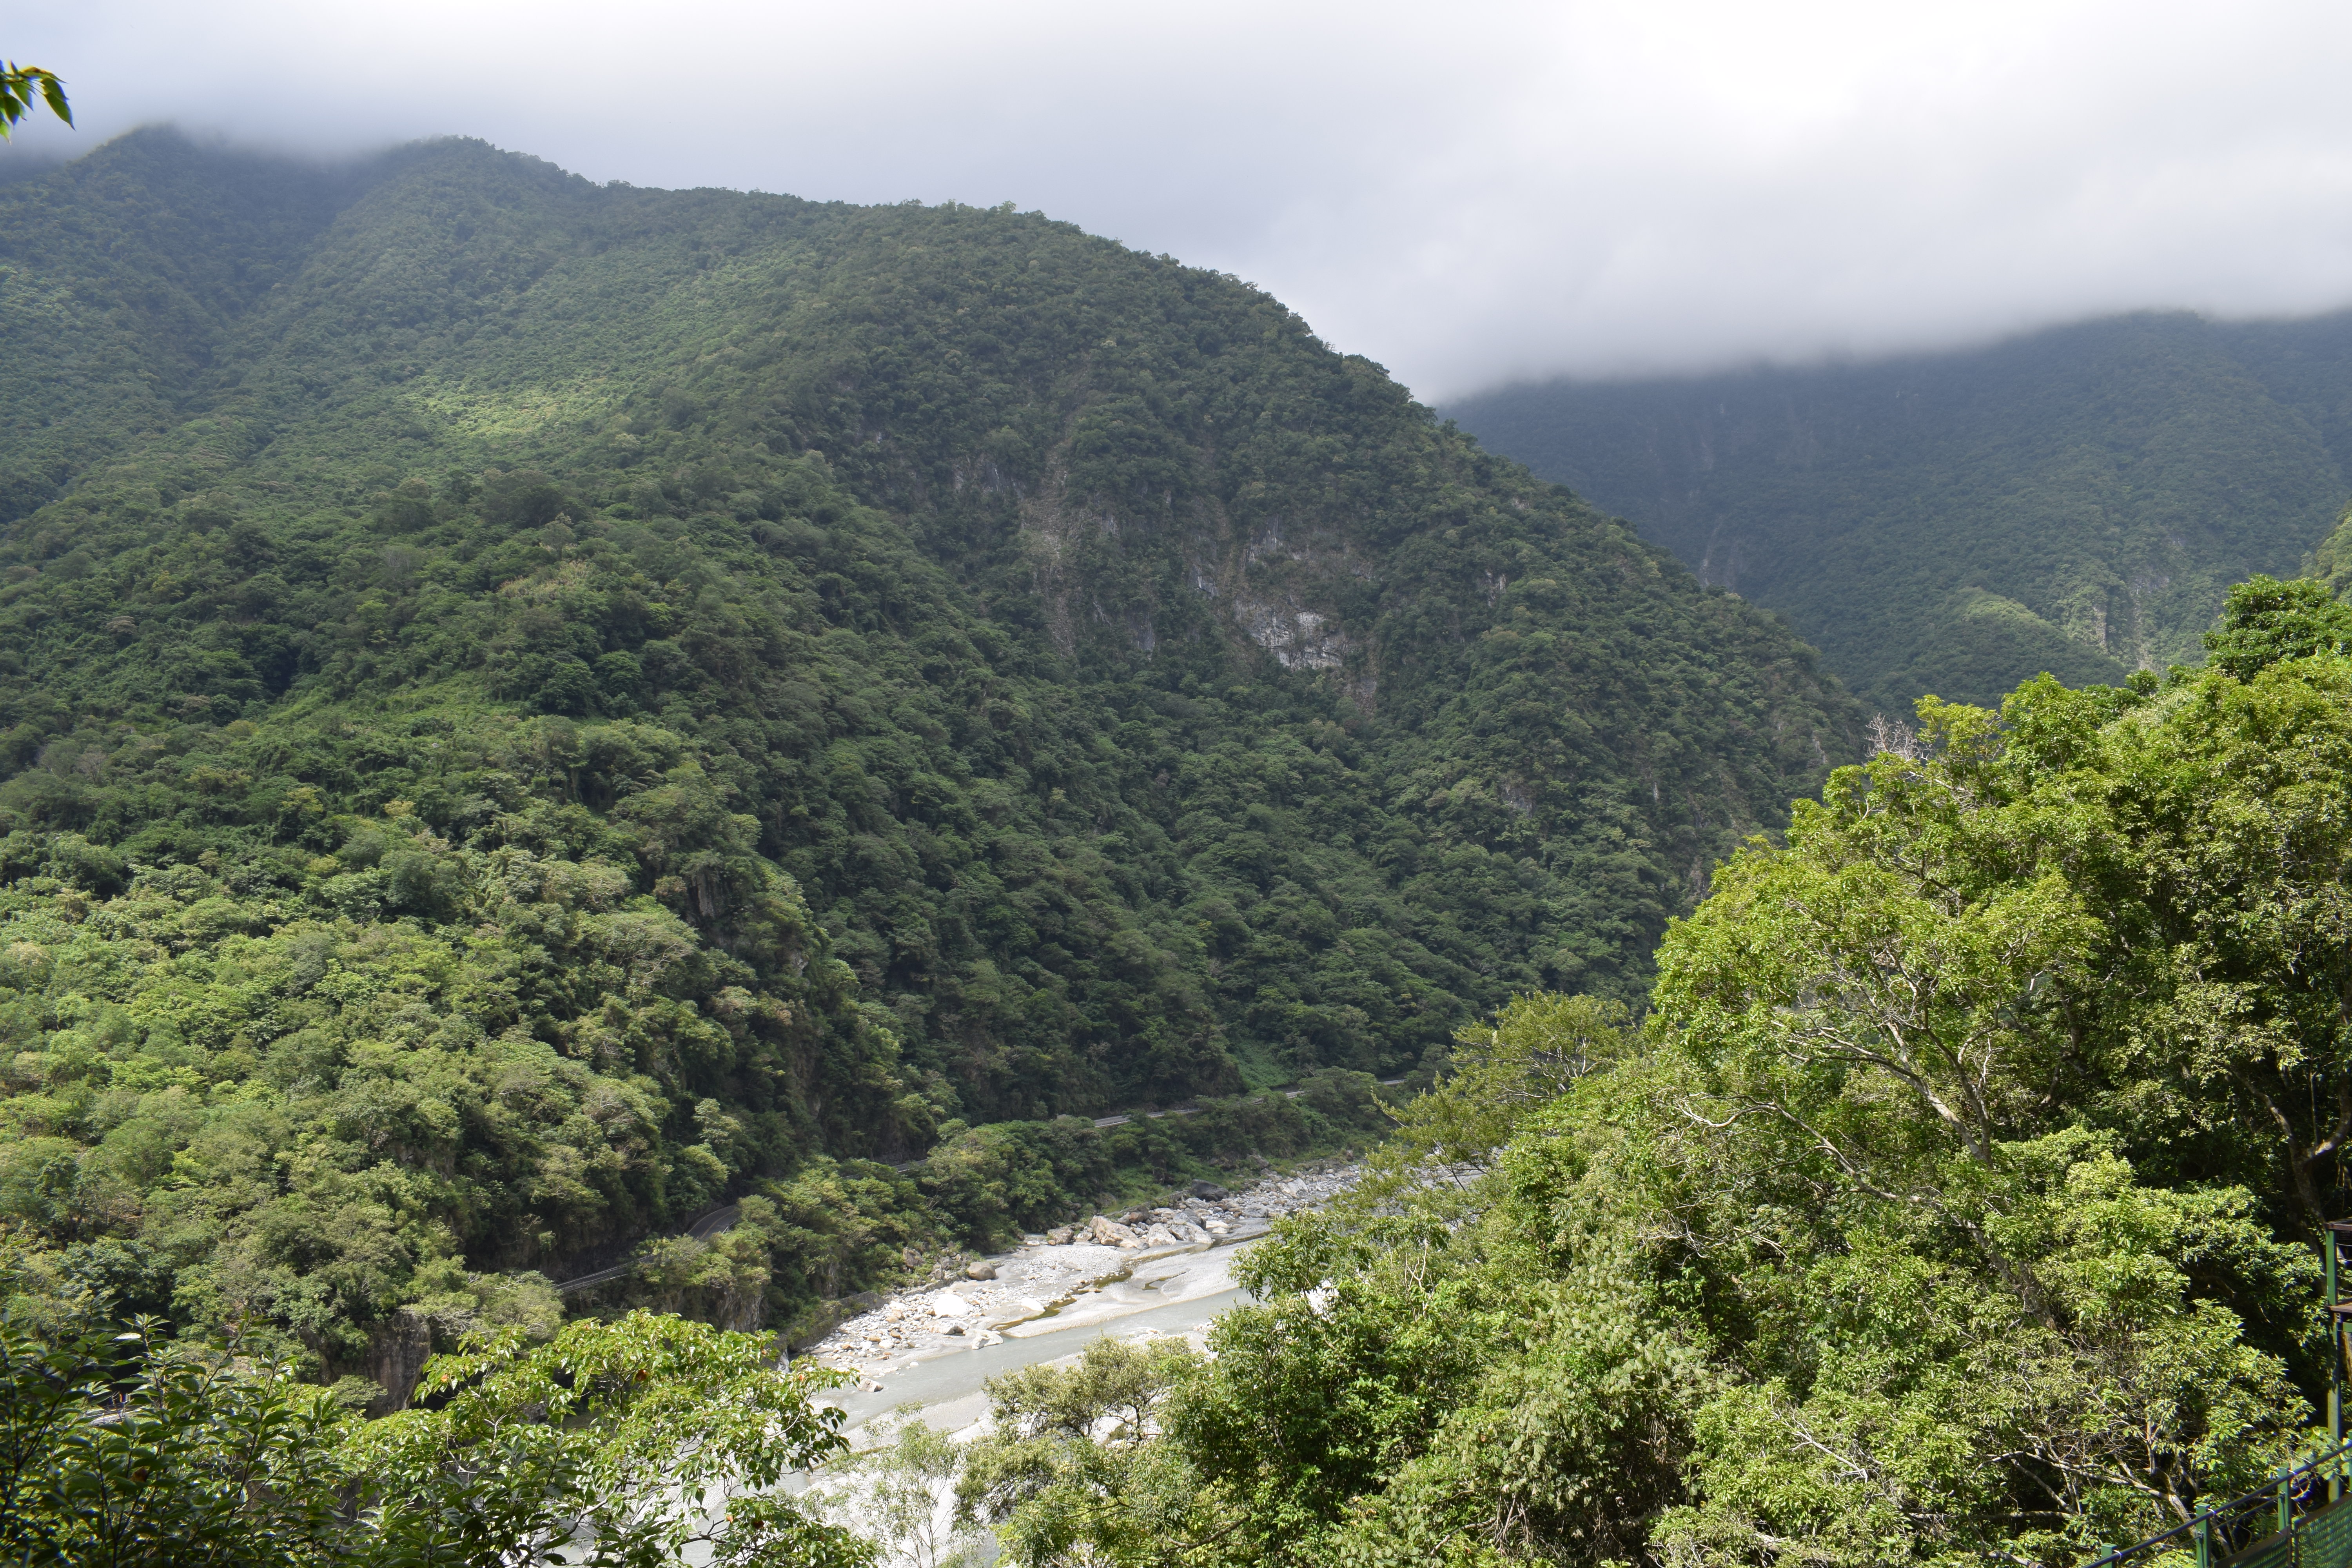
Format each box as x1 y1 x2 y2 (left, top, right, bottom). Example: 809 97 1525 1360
802 1163 1362 1385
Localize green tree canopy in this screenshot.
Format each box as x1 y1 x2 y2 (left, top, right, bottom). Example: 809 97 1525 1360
1019 646 2352 1565
0 1310 867 1564
2202 572 2352 679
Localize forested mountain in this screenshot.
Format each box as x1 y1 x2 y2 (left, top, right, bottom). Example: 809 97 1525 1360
0 129 1859 1374
1448 311 2352 710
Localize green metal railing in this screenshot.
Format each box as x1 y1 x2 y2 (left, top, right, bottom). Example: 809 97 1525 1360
2080 1440 2352 1567
2079 1222 2352 1567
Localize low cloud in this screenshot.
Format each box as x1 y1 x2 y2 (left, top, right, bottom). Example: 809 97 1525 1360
11 0 2352 397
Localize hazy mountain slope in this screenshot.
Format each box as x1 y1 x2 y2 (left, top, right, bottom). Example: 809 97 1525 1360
0 135 380 524
1448 312 2352 711
0 129 1860 1366
2210 310 2352 467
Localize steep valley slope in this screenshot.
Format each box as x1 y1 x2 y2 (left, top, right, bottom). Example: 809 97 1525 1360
0 129 1859 1373
1449 311 2352 711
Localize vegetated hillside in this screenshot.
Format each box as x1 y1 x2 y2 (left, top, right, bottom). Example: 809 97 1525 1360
0 129 1860 1376
1447 311 2352 711
2309 499 2352 598
943 592 2352 1568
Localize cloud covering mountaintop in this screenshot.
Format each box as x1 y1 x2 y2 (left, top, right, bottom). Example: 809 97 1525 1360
11 0 2352 396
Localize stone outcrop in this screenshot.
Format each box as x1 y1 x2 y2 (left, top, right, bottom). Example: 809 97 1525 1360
367 1307 432 1413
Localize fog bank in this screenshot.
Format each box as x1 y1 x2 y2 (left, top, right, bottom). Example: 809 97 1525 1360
11 0 2352 397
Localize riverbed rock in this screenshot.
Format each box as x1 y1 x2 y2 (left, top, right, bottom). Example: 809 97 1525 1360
1190 1180 1230 1200
792 1161 1372 1374
1088 1215 1139 1246
965 1261 997 1281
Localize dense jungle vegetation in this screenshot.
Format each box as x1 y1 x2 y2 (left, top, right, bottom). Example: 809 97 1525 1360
0 129 1859 1390
922 580 2352 1567
16 579 2352 1567
1449 311 2352 711
24 123 2338 1568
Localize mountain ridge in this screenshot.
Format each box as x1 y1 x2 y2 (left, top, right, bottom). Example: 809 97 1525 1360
0 127 1861 1359
1447 309 2352 709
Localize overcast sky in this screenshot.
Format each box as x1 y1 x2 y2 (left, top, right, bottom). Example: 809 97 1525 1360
11 0 2352 399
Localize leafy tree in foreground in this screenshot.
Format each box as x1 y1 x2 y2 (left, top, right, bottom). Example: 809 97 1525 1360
806 1405 991 1568
0 62 68 137
1005 639 2352 1565
2201 572 2352 681
0 1310 866 1565
958 1336 1205 1568
354 1311 869 1565
0 1318 351 1566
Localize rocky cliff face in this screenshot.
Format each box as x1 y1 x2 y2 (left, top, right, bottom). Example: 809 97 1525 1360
364 1308 432 1412
1011 420 1373 698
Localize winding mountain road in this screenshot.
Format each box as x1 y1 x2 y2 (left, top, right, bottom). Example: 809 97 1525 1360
551 1202 744 1295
